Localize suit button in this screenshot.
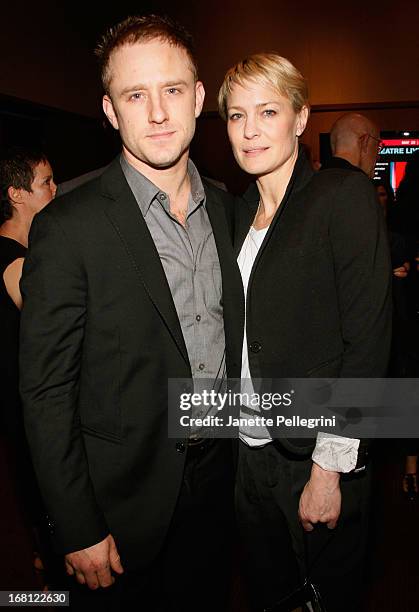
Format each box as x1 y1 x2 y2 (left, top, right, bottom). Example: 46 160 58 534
175 442 186 453
249 341 262 353
46 515 55 534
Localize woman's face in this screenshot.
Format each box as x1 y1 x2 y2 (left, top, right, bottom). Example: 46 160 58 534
226 80 308 178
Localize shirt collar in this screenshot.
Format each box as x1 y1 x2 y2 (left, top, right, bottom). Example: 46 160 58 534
120 154 205 217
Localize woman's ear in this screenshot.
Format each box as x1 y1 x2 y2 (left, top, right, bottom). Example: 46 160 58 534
296 105 309 137
7 186 24 205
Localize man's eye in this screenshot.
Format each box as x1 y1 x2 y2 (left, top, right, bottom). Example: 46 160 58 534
130 93 143 101
167 88 180 95
263 109 276 117
229 113 243 121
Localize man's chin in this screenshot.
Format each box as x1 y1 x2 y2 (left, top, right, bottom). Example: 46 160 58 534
144 149 188 170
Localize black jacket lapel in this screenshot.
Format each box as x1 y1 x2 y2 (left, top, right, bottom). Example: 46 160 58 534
204 181 245 379
101 159 189 367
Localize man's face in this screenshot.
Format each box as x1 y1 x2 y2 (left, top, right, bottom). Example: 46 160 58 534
21 161 56 213
103 40 205 172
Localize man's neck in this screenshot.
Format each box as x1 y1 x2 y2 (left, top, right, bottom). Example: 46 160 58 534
332 150 360 170
123 148 190 198
123 148 192 226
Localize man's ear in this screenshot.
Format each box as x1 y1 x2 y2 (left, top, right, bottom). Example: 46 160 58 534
194 81 205 119
103 95 119 130
296 105 309 137
359 133 370 153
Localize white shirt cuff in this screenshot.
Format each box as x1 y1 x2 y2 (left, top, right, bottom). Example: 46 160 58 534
312 432 360 473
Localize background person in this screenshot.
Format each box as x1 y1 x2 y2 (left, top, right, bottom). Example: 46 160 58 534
323 112 382 177
0 146 56 584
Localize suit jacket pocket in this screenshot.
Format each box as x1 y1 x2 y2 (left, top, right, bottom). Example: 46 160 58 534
306 353 343 377
277 240 326 259
81 424 122 444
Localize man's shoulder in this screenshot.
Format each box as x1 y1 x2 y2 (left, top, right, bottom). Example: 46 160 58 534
42 160 124 222
201 176 233 204
312 163 373 194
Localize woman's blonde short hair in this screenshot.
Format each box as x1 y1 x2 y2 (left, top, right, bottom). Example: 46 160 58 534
218 53 309 120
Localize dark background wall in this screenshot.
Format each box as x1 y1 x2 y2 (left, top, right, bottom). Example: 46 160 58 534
1 0 418 190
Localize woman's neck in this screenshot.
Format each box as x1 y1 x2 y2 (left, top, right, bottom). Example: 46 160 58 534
253 149 298 229
0 217 30 247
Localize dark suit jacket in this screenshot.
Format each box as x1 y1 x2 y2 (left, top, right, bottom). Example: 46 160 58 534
19 158 244 569
235 150 392 455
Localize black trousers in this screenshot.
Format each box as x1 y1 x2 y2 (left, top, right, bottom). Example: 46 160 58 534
236 440 371 612
62 439 235 611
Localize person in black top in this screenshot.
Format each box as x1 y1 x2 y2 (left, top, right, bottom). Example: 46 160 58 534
218 55 391 612
0 146 56 583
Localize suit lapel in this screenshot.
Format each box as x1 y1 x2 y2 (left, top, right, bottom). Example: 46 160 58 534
205 183 245 377
101 159 189 366
234 195 258 257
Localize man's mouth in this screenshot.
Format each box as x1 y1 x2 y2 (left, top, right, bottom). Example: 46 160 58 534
147 131 176 140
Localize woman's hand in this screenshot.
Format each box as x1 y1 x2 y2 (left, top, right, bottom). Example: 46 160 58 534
298 463 341 531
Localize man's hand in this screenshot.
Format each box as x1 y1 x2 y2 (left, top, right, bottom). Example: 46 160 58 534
298 463 341 532
65 534 124 589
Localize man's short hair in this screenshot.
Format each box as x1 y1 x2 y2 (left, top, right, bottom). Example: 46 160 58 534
218 53 309 121
0 146 47 225
95 14 198 94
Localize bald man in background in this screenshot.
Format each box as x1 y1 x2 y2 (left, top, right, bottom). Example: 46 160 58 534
322 113 408 281
322 112 382 177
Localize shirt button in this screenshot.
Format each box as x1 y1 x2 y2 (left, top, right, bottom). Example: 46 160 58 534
249 341 262 353
198 363 205 371
175 442 186 453
196 315 201 322
158 192 167 201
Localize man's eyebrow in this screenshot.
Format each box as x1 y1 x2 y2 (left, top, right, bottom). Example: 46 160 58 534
163 80 188 88
119 80 188 96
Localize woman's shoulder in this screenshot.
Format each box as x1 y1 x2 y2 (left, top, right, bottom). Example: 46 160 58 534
0 236 26 273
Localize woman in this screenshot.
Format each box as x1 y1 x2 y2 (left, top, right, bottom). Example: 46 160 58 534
218 54 391 611
0 146 56 585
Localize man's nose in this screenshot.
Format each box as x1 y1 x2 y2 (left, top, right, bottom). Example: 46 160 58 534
148 94 168 124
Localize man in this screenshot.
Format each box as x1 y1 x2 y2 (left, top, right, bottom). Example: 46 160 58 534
20 15 243 611
323 112 382 177
325 112 407 282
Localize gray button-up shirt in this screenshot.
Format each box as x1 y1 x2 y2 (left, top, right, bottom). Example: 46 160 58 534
120 156 226 394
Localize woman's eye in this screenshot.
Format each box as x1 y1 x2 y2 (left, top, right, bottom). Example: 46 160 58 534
263 109 276 117
229 113 243 121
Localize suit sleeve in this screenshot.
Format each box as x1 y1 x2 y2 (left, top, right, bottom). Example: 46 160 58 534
19 210 109 554
330 172 392 377
312 173 392 472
